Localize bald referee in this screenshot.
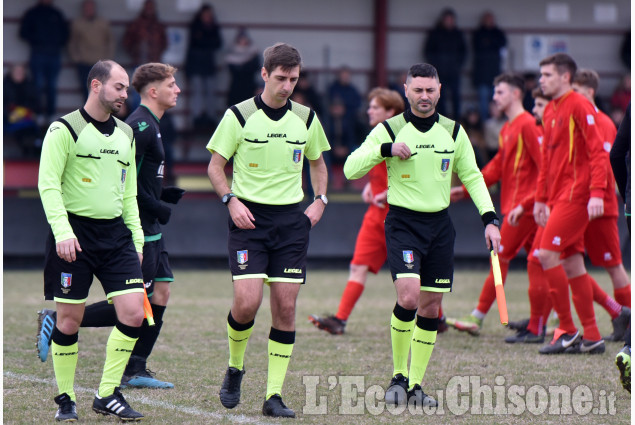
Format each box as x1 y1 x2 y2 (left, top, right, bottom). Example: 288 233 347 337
207 42 330 418
344 63 501 406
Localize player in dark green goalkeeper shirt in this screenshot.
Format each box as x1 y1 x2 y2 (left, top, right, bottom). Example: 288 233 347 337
344 63 501 408
207 43 330 418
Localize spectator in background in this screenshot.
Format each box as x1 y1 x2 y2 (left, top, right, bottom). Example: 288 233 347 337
471 11 507 120
123 0 167 65
122 0 167 110
388 70 409 106
68 0 114 100
4 64 41 157
611 74 631 114
225 28 260 107
185 3 223 130
522 72 539 112
326 66 362 189
461 107 486 169
620 31 630 71
483 100 506 161
19 0 69 124
423 8 466 119
294 71 323 117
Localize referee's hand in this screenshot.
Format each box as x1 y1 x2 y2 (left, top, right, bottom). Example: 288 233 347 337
228 198 256 229
484 224 501 254
391 143 412 159
56 238 82 262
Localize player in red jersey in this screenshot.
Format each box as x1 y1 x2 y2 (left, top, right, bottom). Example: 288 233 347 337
571 69 630 340
309 88 408 334
534 53 607 355
446 73 545 341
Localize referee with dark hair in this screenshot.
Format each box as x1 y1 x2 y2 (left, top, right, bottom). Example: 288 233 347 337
344 63 501 407
207 42 330 418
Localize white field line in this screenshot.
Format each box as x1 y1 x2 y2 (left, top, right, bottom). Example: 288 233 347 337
4 371 279 425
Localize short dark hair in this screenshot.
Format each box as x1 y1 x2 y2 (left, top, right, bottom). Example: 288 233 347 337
539 53 577 82
531 87 551 100
131 62 177 93
368 87 405 115
407 63 439 81
493 72 524 92
263 43 302 74
573 68 599 92
86 60 117 91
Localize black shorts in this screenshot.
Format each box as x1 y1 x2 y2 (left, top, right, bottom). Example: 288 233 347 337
44 213 144 303
384 206 455 292
142 235 174 297
227 200 311 284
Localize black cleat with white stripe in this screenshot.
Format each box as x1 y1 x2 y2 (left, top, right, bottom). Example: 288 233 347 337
92 387 143 421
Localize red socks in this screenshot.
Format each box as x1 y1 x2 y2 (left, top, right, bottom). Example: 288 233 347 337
335 281 365 321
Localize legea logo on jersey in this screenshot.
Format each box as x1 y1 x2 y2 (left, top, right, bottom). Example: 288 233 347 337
552 236 561 246
61 272 72 294
138 121 149 132
293 149 302 163
441 159 450 172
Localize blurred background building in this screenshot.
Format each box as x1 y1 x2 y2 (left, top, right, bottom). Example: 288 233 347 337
3 0 631 266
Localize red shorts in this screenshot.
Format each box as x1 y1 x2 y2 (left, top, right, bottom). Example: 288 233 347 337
498 213 537 262
351 205 388 274
539 202 587 257
584 216 623 267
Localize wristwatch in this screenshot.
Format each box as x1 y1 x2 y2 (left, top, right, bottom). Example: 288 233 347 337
222 192 236 205
490 218 500 227
314 194 328 205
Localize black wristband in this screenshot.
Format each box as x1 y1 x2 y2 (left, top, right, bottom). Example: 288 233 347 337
380 143 393 158
481 211 499 228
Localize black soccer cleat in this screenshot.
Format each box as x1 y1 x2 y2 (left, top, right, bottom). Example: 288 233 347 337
92 387 143 421
308 314 346 335
219 367 245 408
539 330 581 355
407 384 438 407
384 373 409 405
262 394 295 418
504 329 545 344
54 393 78 422
604 307 631 342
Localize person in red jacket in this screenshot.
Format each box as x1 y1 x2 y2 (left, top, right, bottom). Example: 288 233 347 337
572 69 630 341
445 73 544 341
534 53 607 355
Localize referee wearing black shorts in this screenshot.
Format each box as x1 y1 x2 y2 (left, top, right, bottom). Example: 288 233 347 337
207 43 330 418
344 63 501 407
37 60 145 421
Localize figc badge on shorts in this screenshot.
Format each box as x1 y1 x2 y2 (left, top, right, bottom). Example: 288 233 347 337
61 272 72 294
237 250 248 270
403 250 414 264
293 149 302 164
237 250 248 264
